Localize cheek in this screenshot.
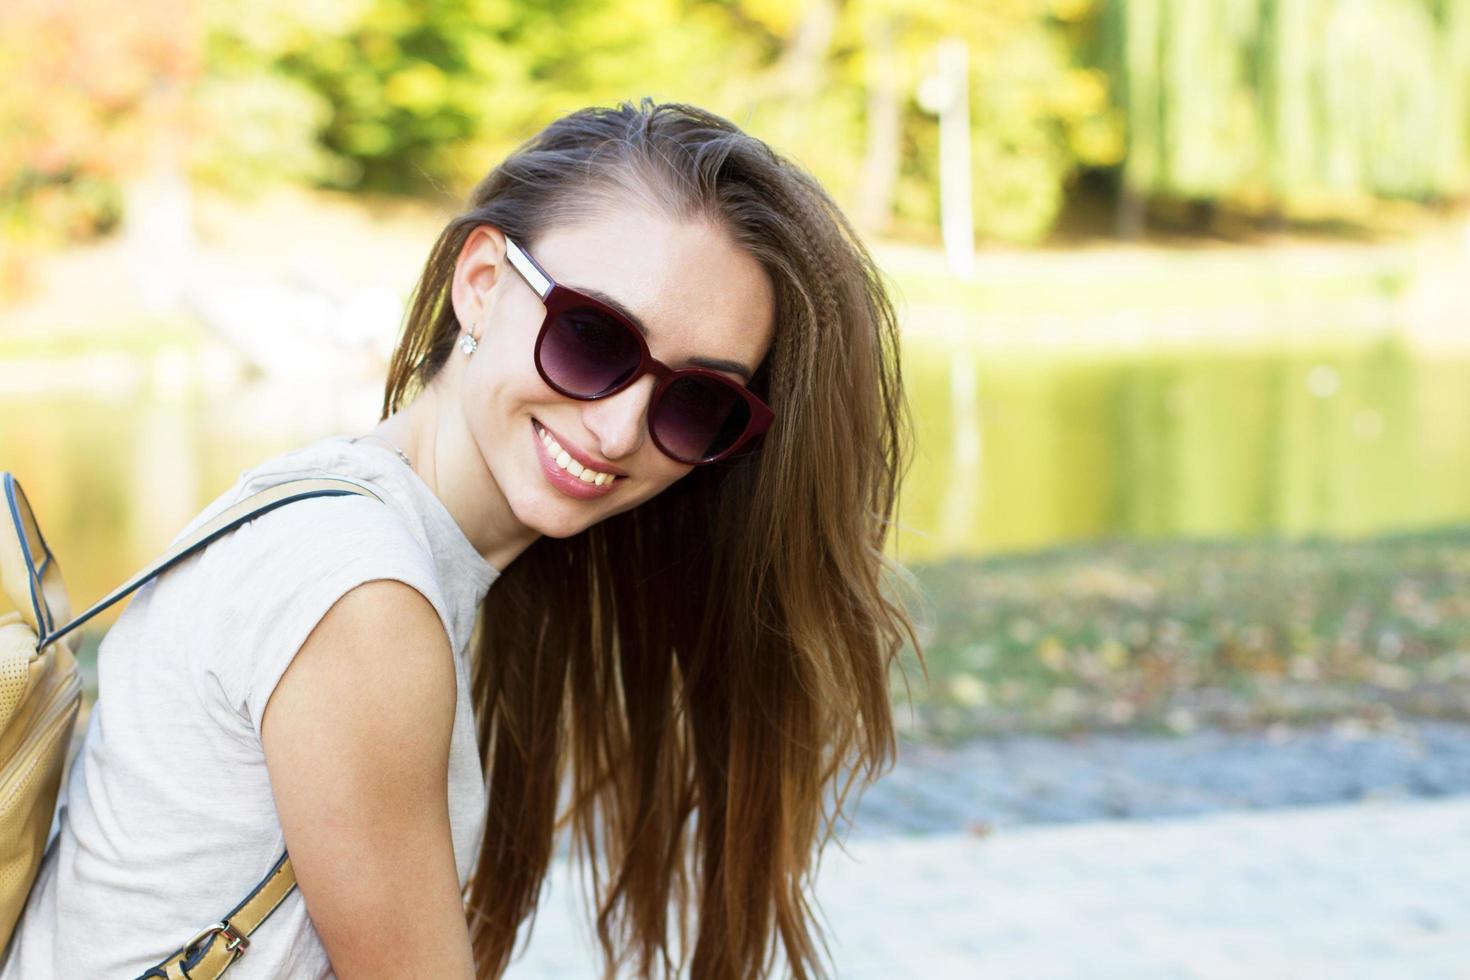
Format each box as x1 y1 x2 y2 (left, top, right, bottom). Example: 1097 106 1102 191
457 355 503 419
462 327 544 408
642 459 696 497
495 294 548 366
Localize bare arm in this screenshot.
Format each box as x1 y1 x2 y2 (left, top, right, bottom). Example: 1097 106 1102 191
260 579 475 979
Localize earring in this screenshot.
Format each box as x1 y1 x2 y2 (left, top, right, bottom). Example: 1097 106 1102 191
459 331 478 355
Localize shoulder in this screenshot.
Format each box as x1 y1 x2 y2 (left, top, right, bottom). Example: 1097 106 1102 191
205 487 441 612
247 480 434 579
202 490 455 740
260 577 454 755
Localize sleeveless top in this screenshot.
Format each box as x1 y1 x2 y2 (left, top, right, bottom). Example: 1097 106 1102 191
0 434 500 978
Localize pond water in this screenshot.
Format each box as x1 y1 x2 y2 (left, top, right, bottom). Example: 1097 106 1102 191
897 330 1470 562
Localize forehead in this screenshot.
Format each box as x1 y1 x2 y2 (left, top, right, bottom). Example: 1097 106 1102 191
527 209 775 379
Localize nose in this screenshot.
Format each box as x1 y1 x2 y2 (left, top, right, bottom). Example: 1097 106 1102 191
581 374 656 461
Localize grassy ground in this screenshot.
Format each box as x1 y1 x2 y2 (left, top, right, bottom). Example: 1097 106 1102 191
880 239 1417 320
894 525 1470 744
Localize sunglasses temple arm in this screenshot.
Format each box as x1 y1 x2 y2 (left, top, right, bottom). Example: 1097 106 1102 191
504 237 554 300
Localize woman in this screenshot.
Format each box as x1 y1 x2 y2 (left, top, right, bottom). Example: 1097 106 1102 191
1 98 920 978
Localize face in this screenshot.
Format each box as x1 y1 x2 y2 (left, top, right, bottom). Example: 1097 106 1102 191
444 207 775 540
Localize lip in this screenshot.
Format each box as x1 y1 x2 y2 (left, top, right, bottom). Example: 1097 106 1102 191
533 418 629 476
531 418 623 500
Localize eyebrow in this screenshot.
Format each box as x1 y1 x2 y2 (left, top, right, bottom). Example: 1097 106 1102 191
571 283 756 383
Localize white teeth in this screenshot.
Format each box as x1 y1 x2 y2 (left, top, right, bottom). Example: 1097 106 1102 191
537 421 616 485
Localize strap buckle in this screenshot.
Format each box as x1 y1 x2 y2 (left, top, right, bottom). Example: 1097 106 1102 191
182 919 250 963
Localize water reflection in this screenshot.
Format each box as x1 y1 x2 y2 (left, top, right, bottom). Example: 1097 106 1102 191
898 330 1467 560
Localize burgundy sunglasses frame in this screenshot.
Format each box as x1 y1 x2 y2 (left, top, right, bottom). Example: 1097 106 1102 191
502 235 775 465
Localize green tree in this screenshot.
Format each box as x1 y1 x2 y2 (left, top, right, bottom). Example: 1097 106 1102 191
841 0 1121 243
1102 0 1470 228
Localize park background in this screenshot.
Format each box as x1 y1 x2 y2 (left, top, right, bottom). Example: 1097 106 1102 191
3 0 1470 975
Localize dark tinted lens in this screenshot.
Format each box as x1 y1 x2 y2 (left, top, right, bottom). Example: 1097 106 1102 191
540 307 642 396
653 376 752 462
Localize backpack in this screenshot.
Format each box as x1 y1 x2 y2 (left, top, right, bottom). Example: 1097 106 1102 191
0 472 382 978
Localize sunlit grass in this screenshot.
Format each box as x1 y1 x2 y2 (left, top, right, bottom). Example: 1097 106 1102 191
879 241 1417 320
895 525 1470 743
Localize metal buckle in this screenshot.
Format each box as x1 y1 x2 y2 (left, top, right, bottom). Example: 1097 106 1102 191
181 919 250 964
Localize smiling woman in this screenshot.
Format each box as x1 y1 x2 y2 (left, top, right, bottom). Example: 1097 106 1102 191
0 98 920 980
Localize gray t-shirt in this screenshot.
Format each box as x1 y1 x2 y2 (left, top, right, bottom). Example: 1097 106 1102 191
0 434 499 978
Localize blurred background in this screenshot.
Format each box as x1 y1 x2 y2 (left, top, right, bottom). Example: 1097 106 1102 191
3 0 1469 975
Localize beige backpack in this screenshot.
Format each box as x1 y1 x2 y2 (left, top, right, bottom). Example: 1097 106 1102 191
0 472 381 978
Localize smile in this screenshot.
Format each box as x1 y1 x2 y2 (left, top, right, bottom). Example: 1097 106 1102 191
531 418 622 500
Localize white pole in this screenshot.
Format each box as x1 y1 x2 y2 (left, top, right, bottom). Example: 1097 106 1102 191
919 38 975 279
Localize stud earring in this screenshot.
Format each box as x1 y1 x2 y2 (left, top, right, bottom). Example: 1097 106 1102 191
459 331 478 355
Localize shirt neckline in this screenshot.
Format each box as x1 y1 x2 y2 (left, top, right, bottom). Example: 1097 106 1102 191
337 435 500 595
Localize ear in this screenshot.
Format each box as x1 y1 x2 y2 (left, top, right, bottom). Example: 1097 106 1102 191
450 224 508 336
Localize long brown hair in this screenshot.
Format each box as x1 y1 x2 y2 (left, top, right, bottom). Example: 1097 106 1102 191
380 98 921 979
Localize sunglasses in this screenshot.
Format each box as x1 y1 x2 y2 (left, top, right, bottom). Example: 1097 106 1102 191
501 235 774 466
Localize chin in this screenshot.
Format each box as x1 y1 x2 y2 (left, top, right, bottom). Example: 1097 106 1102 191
515 496 600 539
535 516 595 539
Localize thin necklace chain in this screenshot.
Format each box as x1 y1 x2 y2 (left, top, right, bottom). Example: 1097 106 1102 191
353 433 412 469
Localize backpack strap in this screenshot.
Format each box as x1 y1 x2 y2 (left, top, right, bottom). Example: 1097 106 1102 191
38 477 383 654
137 851 299 979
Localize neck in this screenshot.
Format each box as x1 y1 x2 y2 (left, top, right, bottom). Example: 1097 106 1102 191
365 384 541 571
